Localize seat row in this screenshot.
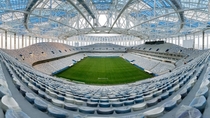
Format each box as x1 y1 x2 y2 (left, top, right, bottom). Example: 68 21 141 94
4 57 206 118
0 61 30 118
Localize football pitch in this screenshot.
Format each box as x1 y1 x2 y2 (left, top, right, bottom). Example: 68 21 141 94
55 56 153 85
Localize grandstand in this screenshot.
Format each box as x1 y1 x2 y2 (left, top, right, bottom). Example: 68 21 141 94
0 0 210 118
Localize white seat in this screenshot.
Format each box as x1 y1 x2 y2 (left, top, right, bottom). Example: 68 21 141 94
65 94 73 98
0 95 20 112
144 107 164 118
27 83 34 89
173 84 180 91
154 90 162 96
131 103 146 111
48 91 56 98
189 79 196 86
52 99 64 107
12 77 20 84
109 99 119 102
65 97 75 103
144 94 153 101
191 76 197 82
75 100 84 105
47 105 68 118
0 79 8 87
173 94 182 104
45 89 51 95
200 79 210 88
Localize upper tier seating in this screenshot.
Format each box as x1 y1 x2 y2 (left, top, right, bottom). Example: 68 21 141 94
123 53 175 75
130 43 193 55
77 43 127 52
3 42 205 76
33 53 84 74
3 42 78 65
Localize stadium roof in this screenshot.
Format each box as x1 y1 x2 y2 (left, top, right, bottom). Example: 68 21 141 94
0 0 209 40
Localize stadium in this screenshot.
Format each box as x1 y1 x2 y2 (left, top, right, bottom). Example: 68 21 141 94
0 0 210 118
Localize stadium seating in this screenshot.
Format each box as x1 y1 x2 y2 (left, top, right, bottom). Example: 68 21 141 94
0 60 30 118
5 109 30 118
47 106 68 118
0 42 209 118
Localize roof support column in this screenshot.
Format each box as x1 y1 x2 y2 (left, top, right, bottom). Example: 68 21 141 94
1 33 3 48
25 36 27 47
17 35 19 49
178 36 180 46
14 33 16 49
154 0 156 17
193 34 195 49
10 34 12 49
5 31 7 49
22 35 24 48
202 30 205 50
29 36 31 46
207 33 209 49
198 34 200 49
35 37 37 43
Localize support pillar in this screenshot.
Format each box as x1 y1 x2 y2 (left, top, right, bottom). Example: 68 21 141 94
202 31 205 50
22 35 24 48
17 35 19 49
207 33 209 49
10 34 12 49
29 36 31 45
25 36 27 47
1 32 3 48
5 31 7 49
178 36 180 46
36 37 38 43
193 34 195 49
14 33 16 49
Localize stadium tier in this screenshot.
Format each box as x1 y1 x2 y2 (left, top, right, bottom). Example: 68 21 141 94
0 42 209 118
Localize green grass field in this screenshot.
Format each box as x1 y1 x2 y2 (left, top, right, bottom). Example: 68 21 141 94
55 56 153 85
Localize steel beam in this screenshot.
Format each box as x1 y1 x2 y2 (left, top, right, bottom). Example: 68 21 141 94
0 9 78 31
67 0 96 31
77 0 96 19
23 0 40 31
169 0 184 31
128 7 207 30
108 0 133 33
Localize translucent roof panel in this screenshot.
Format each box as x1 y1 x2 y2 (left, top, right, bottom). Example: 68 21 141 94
92 0 112 10
10 0 28 10
94 4 111 10
92 0 112 4
29 17 49 24
142 0 171 8
181 0 208 8
130 10 154 18
0 0 28 10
